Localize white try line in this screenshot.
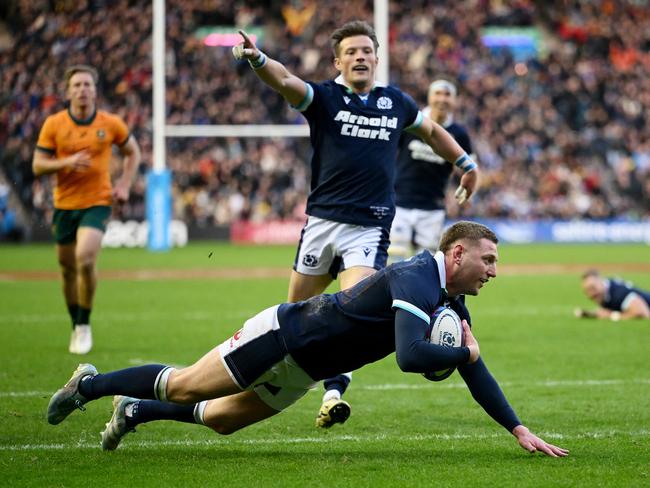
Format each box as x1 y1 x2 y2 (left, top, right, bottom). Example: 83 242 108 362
0 310 253 324
362 378 650 390
2 378 649 399
2 430 649 451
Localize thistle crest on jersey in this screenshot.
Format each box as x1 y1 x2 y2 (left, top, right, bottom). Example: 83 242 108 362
376 96 393 109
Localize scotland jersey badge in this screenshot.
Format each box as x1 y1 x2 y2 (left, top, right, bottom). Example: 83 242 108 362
376 96 393 110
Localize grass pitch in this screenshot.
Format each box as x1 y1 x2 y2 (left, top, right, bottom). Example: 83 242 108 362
1 242 649 487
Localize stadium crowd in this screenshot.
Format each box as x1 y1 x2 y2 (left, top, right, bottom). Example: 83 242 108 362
0 0 649 238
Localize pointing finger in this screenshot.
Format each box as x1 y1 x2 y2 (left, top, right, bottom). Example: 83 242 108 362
238 30 251 44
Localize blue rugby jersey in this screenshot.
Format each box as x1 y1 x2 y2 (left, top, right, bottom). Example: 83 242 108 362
395 120 472 210
602 278 650 312
295 77 422 228
276 250 465 379
275 250 521 432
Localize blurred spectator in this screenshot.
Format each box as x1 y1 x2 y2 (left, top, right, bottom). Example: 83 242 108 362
1 0 649 233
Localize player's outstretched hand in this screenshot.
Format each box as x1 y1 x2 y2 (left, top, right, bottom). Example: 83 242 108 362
461 320 480 364
232 30 260 61
512 425 569 457
574 308 597 319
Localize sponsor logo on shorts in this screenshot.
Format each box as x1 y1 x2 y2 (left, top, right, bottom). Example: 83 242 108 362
229 328 243 348
302 254 319 267
362 247 372 257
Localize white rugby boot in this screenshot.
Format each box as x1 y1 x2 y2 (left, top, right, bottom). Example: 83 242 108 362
47 363 98 424
73 325 93 355
102 396 139 451
68 328 78 354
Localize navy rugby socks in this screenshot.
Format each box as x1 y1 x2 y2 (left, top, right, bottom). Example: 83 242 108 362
323 374 351 398
79 364 168 400
126 400 197 428
76 306 91 326
67 304 79 328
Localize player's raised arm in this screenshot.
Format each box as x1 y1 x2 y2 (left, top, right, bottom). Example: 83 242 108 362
410 117 479 204
233 30 308 108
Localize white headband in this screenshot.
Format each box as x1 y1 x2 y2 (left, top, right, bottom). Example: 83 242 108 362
428 80 457 97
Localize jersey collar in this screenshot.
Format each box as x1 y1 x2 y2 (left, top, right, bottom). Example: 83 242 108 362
68 107 97 126
334 75 386 95
433 251 447 295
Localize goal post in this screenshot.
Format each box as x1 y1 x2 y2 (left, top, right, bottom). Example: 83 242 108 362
148 0 389 250
147 0 171 251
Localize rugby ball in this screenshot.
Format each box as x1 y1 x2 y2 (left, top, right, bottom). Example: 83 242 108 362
423 306 464 382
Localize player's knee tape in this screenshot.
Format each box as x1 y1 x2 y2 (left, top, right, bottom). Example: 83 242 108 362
154 366 175 402
193 401 208 425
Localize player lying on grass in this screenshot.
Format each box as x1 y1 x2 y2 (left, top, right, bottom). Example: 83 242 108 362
47 221 568 457
575 269 650 321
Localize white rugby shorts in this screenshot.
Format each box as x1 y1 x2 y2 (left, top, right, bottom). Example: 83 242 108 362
217 305 317 412
293 216 389 277
390 207 446 252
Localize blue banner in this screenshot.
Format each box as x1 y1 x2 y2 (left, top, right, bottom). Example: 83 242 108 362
145 169 171 251
454 219 650 244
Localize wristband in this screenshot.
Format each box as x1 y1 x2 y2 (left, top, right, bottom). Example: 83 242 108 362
249 51 267 70
454 153 477 173
610 311 621 322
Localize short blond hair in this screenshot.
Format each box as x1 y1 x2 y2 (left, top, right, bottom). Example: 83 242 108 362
64 65 98 88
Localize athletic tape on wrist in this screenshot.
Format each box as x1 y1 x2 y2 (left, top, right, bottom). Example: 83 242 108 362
454 153 477 173
249 52 267 70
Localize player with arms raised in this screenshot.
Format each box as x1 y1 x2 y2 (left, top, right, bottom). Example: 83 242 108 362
233 20 478 427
